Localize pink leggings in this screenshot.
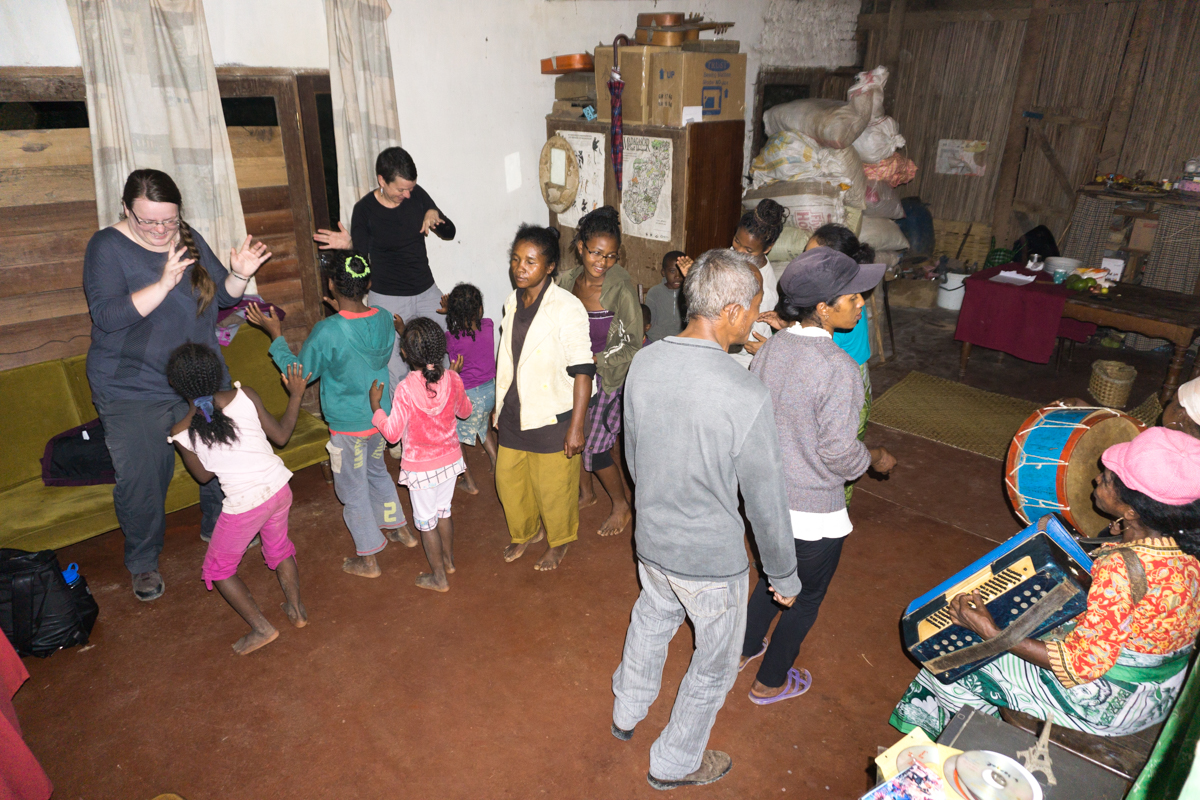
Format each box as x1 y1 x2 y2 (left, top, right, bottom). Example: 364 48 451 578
201 484 296 590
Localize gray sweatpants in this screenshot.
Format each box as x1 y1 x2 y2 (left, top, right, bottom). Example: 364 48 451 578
100 396 224 575
368 284 446 393
326 432 405 555
612 562 749 781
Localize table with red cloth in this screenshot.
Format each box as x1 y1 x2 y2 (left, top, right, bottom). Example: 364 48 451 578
0 635 53 800
954 263 1097 371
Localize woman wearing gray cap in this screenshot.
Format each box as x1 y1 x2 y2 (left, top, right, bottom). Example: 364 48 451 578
738 246 898 703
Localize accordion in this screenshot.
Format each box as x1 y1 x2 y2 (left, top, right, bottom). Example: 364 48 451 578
901 515 1093 684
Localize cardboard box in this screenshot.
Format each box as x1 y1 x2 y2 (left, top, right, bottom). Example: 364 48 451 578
1128 217 1158 252
555 72 596 101
594 44 676 124
650 52 746 127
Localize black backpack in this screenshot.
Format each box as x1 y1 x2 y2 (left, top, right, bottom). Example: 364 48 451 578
0 549 100 657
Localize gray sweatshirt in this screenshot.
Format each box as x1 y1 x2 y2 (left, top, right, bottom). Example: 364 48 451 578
750 328 872 512
623 336 801 596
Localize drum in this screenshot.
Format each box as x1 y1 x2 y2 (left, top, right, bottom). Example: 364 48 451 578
1005 405 1145 536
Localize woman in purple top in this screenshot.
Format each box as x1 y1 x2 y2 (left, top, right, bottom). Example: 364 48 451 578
443 283 497 494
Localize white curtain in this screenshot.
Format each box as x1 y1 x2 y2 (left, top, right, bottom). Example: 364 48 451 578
324 0 403 223
68 0 247 273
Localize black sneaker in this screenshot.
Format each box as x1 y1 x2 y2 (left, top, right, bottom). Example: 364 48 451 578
132 570 165 602
611 723 634 741
647 750 732 791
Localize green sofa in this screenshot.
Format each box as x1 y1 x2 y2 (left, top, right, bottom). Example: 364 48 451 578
0 326 329 553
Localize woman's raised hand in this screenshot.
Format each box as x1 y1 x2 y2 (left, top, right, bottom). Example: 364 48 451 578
246 303 283 340
676 255 694 277
313 221 351 250
230 235 271 277
281 363 311 397
161 244 193 290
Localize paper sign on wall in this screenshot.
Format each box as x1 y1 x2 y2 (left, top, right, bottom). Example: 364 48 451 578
555 130 606 228
935 139 988 176
620 135 673 241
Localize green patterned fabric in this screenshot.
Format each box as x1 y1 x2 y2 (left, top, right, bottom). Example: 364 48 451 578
890 647 1191 741
1127 652 1200 800
845 363 872 506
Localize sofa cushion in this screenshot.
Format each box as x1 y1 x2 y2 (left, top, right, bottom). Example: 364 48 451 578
223 324 292 416
0 360 82 492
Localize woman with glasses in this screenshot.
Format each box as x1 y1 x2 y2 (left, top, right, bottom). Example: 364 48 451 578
558 206 641 539
83 169 271 601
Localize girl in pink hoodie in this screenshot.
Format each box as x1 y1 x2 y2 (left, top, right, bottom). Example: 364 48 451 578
370 318 472 592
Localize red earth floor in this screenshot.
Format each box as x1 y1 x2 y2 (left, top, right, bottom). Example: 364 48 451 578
13 425 1024 800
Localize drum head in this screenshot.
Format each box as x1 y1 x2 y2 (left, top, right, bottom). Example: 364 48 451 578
1064 414 1143 535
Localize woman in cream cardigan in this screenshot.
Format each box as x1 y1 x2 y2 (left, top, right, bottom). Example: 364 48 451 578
494 225 594 571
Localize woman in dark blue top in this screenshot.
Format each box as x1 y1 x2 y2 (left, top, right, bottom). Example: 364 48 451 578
83 169 271 601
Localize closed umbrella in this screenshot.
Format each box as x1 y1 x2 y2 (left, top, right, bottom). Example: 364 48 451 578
608 35 629 196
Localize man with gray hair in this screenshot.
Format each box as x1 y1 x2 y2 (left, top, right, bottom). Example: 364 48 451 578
612 249 801 790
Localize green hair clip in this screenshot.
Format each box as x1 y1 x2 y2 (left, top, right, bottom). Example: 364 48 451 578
345 254 370 278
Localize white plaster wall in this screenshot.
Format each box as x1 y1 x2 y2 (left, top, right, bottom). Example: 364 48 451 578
0 0 859 322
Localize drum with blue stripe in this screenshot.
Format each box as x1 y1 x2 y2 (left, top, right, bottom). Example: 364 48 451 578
1005 405 1144 536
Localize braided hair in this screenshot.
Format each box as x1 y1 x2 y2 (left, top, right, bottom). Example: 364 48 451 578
319 249 371 301
511 224 561 275
400 317 447 394
1112 472 1200 559
737 199 787 250
122 169 213 315
166 343 238 447
445 283 484 341
570 205 621 263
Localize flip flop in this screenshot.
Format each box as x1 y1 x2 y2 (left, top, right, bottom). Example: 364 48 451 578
748 667 812 705
739 638 769 672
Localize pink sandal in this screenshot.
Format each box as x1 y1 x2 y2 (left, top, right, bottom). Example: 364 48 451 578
748 667 812 705
739 638 769 672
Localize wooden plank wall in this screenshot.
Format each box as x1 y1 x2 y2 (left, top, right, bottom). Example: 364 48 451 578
0 125 310 371
859 0 1190 240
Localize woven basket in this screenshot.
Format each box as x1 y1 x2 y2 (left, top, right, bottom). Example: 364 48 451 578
1089 360 1137 408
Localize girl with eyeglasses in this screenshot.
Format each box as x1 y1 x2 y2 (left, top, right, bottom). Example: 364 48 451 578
559 206 641 540
82 168 271 602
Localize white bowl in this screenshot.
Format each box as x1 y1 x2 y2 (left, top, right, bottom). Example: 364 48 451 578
1045 257 1082 271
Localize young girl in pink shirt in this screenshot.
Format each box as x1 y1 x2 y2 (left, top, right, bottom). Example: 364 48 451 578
370 317 473 592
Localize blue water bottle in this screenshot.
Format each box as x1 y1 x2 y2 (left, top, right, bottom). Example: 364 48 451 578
62 562 80 587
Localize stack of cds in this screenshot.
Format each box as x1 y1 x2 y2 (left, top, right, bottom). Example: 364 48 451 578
942 750 1043 800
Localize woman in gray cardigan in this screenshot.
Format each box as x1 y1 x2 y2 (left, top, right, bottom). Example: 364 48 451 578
739 247 897 703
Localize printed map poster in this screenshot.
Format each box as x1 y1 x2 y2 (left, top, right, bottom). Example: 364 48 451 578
935 139 988 176
621 136 672 241
555 130 606 228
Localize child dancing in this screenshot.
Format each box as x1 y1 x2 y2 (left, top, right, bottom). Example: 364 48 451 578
442 283 497 495
371 317 473 592
166 343 308 655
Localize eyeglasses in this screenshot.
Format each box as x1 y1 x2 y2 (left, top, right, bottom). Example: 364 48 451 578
585 248 619 263
127 208 181 230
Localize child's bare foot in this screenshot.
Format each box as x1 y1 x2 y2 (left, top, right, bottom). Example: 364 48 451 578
282 601 308 628
534 543 569 572
597 505 632 537
457 471 479 495
415 573 450 592
503 526 544 562
383 525 418 547
232 626 278 655
342 554 381 578
443 554 456 574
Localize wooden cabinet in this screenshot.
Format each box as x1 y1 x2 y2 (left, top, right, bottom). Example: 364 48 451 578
545 116 744 289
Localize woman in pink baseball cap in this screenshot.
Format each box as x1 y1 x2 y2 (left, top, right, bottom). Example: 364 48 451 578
891 426 1200 739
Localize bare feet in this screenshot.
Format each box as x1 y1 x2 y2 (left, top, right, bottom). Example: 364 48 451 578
534 543 570 572
458 470 480 495
232 627 278 655
749 679 786 699
383 525 418 547
282 601 308 628
579 471 598 508
443 554 456 574
503 526 545 562
415 573 450 592
597 506 632 537
342 554 381 578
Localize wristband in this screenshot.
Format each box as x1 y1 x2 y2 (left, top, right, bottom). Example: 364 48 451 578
229 271 251 282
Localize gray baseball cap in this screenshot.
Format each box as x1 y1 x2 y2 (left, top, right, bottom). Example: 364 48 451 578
779 246 886 307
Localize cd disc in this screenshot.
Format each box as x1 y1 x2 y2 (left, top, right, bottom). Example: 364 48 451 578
897 744 942 772
953 750 1042 800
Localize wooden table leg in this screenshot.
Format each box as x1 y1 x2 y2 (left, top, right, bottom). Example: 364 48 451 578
959 341 972 379
1162 342 1190 405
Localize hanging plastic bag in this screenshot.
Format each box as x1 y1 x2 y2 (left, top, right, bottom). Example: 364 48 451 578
864 179 905 219
853 116 906 163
